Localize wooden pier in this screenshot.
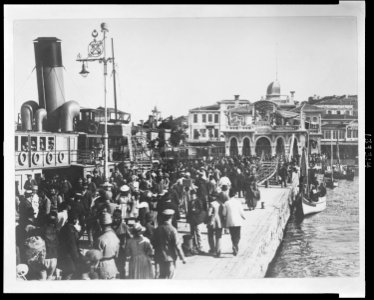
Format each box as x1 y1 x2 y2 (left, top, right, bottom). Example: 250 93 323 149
174 186 292 279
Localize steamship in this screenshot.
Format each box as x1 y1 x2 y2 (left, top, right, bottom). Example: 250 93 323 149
15 37 139 194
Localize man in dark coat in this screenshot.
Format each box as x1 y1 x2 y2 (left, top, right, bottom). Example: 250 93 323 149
24 174 37 191
279 163 288 188
156 192 180 229
86 174 97 195
58 212 83 279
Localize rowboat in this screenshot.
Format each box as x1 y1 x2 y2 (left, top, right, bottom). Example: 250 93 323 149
301 195 327 216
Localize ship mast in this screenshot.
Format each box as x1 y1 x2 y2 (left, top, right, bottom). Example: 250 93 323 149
111 38 118 121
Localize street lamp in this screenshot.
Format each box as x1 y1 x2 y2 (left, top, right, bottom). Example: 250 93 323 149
77 22 114 180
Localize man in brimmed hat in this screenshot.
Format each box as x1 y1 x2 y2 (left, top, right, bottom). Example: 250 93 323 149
153 209 186 279
94 212 120 279
86 174 97 195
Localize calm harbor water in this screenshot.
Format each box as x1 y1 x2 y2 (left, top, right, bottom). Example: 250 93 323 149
266 177 360 278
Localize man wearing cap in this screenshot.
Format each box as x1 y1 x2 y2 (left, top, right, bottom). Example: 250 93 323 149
92 169 104 187
18 190 34 225
86 174 97 195
156 192 180 229
153 209 186 279
94 212 120 279
24 174 37 191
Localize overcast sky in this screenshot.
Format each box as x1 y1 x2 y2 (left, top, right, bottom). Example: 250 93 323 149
12 15 358 123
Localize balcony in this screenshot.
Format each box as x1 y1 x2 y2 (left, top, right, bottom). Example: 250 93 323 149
223 125 254 131
273 125 300 131
186 137 221 143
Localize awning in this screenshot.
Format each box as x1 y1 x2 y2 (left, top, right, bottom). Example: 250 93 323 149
275 110 300 119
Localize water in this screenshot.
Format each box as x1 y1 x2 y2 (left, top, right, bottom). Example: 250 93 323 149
266 177 360 277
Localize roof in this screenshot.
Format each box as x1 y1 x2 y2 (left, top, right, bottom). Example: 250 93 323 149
266 81 281 96
96 106 129 115
190 104 220 111
228 105 253 113
313 95 358 106
321 123 349 129
275 110 299 119
291 103 324 113
253 100 278 111
321 114 357 120
219 99 250 104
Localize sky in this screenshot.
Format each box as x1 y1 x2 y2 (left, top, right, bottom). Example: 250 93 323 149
12 15 358 124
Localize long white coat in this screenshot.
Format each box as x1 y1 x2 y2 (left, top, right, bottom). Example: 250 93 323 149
223 198 245 227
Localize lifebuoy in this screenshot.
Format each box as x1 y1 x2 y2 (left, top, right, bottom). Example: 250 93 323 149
57 152 65 163
46 152 53 164
88 122 98 134
18 152 27 166
32 153 40 165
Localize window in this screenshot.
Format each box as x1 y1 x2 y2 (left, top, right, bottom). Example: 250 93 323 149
30 137 37 151
214 129 219 138
353 130 358 138
328 111 332 115
345 110 350 115
193 129 199 139
15 136 19 151
214 114 219 123
312 117 318 123
200 129 206 138
208 114 212 122
333 130 338 139
337 111 341 115
40 137 46 151
193 114 198 123
338 130 345 140
347 129 352 138
202 114 206 123
323 130 331 139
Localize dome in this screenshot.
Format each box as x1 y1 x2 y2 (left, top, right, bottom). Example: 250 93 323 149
266 80 281 96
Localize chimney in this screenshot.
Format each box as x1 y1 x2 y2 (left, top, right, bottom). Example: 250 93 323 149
290 91 295 102
234 95 240 107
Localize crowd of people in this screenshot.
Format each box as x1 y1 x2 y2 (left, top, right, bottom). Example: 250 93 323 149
15 155 271 280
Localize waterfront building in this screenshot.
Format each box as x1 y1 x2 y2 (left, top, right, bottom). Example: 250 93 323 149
187 95 250 157
186 80 322 159
307 95 358 160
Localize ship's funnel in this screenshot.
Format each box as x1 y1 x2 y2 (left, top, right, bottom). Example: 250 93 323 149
33 37 66 131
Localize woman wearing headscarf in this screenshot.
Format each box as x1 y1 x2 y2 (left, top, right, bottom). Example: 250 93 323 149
124 222 154 279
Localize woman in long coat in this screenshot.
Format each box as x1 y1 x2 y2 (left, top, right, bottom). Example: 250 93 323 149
245 179 261 210
124 223 154 279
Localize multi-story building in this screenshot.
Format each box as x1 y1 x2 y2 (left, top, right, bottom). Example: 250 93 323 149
308 95 358 161
187 95 250 157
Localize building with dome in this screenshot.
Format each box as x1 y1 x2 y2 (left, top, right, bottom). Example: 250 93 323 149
186 80 323 160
